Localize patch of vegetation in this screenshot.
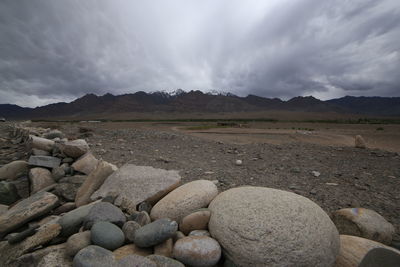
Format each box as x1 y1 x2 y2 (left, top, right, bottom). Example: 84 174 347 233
376 127 384 131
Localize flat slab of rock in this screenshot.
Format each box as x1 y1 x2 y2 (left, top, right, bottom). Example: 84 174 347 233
29 167 55 194
151 180 218 222
71 153 99 175
29 156 61 169
91 164 181 212
0 223 61 265
61 139 89 158
0 191 59 236
37 247 72 267
75 160 117 207
332 208 395 245
0 160 28 181
208 186 340 267
335 235 400 267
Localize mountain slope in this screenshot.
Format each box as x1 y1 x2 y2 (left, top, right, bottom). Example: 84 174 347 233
0 91 399 119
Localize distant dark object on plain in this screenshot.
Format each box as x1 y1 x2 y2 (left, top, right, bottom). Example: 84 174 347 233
0 117 5 122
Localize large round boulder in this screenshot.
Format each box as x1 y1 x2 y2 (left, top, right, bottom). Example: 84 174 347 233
208 186 340 267
150 180 218 222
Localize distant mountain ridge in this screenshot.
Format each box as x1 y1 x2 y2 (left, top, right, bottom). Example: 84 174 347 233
1 90 399 119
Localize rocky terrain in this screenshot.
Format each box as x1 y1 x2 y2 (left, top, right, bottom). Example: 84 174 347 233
0 121 399 266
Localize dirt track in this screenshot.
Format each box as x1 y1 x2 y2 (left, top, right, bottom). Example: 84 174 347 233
2 121 400 242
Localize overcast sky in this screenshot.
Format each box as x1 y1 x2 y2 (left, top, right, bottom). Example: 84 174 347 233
0 0 399 107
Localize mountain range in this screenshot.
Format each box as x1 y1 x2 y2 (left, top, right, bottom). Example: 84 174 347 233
1 90 400 119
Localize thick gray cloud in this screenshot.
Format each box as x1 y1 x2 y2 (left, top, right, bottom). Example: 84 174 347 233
0 0 399 107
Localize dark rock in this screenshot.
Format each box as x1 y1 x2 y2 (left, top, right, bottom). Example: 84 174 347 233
0 181 20 205
9 175 30 198
138 201 152 213
359 247 400 267
134 218 178 248
91 221 125 251
51 166 65 182
54 175 86 201
54 183 79 202
58 202 97 237
83 202 126 229
8 224 39 244
53 202 76 215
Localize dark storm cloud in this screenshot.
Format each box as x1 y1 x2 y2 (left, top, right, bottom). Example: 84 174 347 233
0 0 399 107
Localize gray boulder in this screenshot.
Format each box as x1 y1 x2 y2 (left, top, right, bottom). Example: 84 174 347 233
134 218 178 248
91 221 125 251
54 175 86 202
83 202 126 229
73 245 115 267
208 186 340 267
150 180 218 222
58 201 97 237
61 139 89 158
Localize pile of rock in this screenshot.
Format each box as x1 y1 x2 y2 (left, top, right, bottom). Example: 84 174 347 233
0 125 398 266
